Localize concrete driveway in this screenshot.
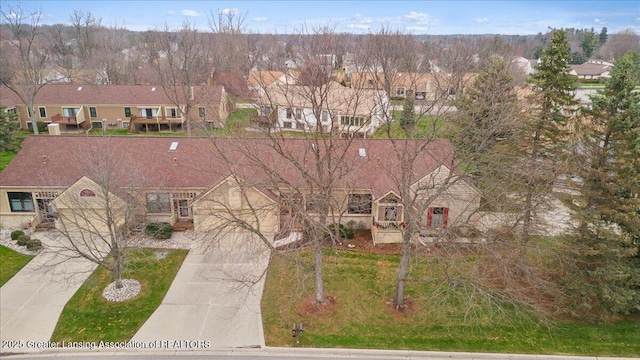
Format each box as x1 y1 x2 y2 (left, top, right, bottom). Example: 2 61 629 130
0 234 96 348
131 232 271 348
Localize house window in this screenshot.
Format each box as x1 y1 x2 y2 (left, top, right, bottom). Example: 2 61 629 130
427 207 449 228
198 107 206 117
146 193 171 213
122 121 130 129
38 107 46 118
415 92 426 100
92 121 103 129
6 107 16 114
166 108 178 118
396 87 405 96
340 116 368 127
286 108 293 119
80 189 96 197
305 195 322 212
62 107 79 118
124 107 132 117
283 121 293 129
295 108 302 120
280 193 303 214
347 193 372 214
89 107 97 118
321 110 328 122
384 206 398 221
8 192 35 212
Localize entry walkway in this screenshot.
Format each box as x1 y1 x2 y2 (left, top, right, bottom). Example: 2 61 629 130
0 234 96 347
132 232 271 348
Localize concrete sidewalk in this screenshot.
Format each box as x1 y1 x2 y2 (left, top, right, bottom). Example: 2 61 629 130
131 232 271 348
0 236 96 349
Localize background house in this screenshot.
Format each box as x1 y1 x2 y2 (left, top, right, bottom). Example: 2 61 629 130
255 82 389 137
0 84 229 133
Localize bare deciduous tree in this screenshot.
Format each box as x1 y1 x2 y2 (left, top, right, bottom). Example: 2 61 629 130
148 20 211 134
49 138 147 289
0 5 58 134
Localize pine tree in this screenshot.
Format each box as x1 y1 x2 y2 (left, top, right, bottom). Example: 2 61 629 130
0 107 20 153
520 29 577 239
571 50 640 316
399 93 416 130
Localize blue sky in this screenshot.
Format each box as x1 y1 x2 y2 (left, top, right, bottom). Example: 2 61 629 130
3 1 639 35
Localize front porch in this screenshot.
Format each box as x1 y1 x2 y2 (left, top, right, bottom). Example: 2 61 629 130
372 221 404 244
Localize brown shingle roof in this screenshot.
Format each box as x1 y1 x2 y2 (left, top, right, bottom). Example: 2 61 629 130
0 84 224 107
0 136 455 199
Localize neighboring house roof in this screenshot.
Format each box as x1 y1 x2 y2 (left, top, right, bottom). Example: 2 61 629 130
260 82 387 116
248 71 286 88
0 136 456 200
0 84 225 107
570 62 612 77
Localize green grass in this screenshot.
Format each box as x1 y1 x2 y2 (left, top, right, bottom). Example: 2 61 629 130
51 248 188 342
261 249 640 356
0 152 17 172
1 131 30 172
227 107 257 128
373 111 452 139
0 245 35 287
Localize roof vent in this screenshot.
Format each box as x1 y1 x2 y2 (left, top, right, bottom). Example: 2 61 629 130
151 87 156 92
77 86 83 91
169 141 179 152
358 148 366 157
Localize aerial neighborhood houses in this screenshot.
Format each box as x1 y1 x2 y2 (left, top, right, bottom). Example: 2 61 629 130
0 50 620 245
0 84 229 133
0 137 480 245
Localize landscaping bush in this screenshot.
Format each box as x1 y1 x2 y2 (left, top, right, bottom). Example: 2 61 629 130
26 238 42 251
28 121 48 134
145 222 173 240
10 230 25 240
16 233 30 246
326 223 355 240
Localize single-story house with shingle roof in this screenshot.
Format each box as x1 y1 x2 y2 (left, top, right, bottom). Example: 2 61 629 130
0 136 480 244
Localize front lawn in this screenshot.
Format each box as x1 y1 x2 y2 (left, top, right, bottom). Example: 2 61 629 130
0 245 35 287
51 248 188 342
261 249 640 356
0 152 17 172
373 111 452 139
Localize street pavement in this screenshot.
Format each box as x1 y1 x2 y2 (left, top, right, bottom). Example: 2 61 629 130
131 232 271 348
1 347 638 360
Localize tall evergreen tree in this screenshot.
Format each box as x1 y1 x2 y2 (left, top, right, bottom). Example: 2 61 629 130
571 50 640 316
399 93 416 129
520 29 577 239
0 107 20 153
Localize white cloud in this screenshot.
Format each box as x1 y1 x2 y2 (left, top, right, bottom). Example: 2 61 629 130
636 17 640 22
474 18 489 23
594 18 605 25
181 9 203 17
253 16 267 22
404 11 428 22
401 11 438 26
167 10 176 16
346 24 370 30
220 8 240 15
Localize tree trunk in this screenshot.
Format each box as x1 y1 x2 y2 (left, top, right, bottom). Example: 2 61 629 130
314 239 325 303
394 234 412 308
114 249 123 289
29 102 39 135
